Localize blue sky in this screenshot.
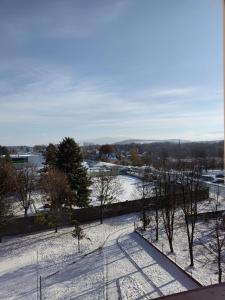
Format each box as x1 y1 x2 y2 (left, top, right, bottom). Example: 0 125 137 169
0 0 223 145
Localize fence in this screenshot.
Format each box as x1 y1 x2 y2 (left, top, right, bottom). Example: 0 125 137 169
2 188 209 237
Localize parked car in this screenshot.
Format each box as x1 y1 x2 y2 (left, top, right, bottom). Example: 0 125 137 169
216 174 224 178
213 179 224 184
201 175 215 182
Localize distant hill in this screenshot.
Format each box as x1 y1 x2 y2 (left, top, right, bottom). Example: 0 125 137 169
81 137 222 146
115 139 190 145
81 136 130 145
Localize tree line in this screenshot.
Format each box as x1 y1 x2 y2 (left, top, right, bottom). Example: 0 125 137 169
83 141 224 169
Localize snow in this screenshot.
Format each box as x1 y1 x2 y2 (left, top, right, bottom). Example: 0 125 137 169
0 214 137 300
12 193 46 217
86 161 118 173
117 175 141 201
90 175 141 206
0 213 199 300
141 216 224 286
118 233 198 295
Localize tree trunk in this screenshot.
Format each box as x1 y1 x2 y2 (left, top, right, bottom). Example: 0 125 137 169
169 238 174 253
78 238 80 252
189 244 194 267
100 205 103 224
143 208 146 231
218 249 222 283
219 268 222 283
24 207 28 218
155 208 159 241
55 224 58 233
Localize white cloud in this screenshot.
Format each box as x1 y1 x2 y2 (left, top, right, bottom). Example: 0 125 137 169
0 63 222 143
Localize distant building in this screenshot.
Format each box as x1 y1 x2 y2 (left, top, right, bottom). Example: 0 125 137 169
9 154 44 169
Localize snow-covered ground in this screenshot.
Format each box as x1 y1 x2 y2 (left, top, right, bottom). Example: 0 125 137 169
105 232 198 299
141 216 225 286
197 183 225 213
90 175 141 206
86 161 120 173
0 213 199 300
0 214 137 300
12 193 47 217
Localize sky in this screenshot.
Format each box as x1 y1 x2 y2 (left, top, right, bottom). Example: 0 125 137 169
0 0 223 146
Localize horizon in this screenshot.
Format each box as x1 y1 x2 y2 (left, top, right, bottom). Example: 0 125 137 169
4 136 224 147
0 0 223 145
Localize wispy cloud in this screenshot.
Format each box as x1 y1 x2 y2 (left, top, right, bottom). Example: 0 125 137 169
0 0 222 145
0 0 130 43
0 63 222 144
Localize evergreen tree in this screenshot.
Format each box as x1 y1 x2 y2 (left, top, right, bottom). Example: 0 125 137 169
0 145 9 156
0 159 14 242
56 137 91 207
45 143 57 168
71 220 89 252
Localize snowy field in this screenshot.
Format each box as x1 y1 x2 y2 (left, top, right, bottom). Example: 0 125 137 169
90 175 141 206
87 161 142 205
0 213 199 300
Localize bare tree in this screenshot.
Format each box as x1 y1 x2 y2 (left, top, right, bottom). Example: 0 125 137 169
212 214 225 283
161 173 177 253
40 167 72 232
151 174 163 241
92 171 123 224
209 193 225 283
179 166 202 266
135 169 153 231
13 164 37 217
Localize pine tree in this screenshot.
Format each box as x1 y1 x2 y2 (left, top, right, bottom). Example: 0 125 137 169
71 220 89 252
0 159 14 242
56 137 91 207
45 143 57 168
